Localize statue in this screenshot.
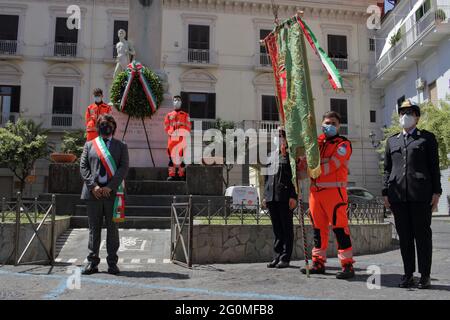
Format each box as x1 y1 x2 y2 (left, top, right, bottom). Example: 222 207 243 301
113 29 136 79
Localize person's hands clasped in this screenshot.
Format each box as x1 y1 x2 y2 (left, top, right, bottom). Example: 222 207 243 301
92 186 103 199
101 187 113 198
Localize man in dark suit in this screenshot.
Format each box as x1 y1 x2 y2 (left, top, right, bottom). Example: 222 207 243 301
263 127 297 269
383 100 441 289
80 114 129 275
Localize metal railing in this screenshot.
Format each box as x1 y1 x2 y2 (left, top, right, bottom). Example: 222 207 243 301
170 196 193 268
40 113 83 130
0 113 20 127
0 193 56 266
259 53 272 67
188 197 385 225
330 57 348 71
374 5 450 78
52 42 78 57
0 40 18 55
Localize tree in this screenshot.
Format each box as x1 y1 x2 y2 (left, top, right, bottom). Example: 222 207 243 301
377 101 450 171
0 119 53 193
61 130 86 161
210 118 236 188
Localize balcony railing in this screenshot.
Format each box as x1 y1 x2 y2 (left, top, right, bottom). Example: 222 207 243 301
330 57 348 71
0 40 18 55
182 48 218 65
259 53 272 67
41 113 83 130
50 42 79 58
0 113 20 127
374 5 450 79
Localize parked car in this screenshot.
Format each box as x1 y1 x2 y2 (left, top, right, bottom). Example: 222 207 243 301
347 186 390 217
347 187 377 204
225 186 259 210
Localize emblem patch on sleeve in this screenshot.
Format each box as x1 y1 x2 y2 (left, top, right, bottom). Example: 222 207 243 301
337 144 347 156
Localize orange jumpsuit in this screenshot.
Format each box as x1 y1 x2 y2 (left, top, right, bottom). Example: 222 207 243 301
85 102 112 141
309 133 354 267
164 110 191 178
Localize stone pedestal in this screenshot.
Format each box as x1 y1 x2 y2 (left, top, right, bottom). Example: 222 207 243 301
111 105 171 168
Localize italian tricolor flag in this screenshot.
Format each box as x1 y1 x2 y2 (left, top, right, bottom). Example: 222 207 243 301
92 137 125 223
296 15 344 91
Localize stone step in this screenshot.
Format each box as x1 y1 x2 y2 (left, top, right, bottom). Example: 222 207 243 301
125 180 187 195
126 167 169 181
75 204 172 217
70 216 171 229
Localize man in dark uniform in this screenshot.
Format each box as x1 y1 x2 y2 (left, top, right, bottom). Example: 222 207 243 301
383 100 442 289
263 127 297 269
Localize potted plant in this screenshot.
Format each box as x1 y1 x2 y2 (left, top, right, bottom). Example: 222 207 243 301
435 9 447 23
50 130 86 163
389 29 402 47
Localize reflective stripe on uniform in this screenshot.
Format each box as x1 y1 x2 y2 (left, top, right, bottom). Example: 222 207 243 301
314 181 347 188
323 162 330 175
331 156 342 169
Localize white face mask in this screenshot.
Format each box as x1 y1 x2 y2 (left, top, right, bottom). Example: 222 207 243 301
399 114 416 129
94 96 102 104
173 100 182 109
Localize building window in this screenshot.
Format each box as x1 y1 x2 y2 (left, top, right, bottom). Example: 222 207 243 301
262 95 279 121
181 92 215 119
328 35 348 70
0 85 20 125
259 29 271 66
330 98 348 135
113 20 128 58
188 25 210 63
370 110 376 123
397 95 405 107
52 87 74 127
415 0 431 22
0 15 19 55
369 38 375 52
54 17 78 57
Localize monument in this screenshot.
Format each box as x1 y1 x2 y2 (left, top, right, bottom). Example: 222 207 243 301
111 0 172 168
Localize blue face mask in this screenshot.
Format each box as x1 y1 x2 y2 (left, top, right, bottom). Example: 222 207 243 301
322 124 338 137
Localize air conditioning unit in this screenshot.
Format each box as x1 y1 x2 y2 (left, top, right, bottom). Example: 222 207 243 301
416 78 426 90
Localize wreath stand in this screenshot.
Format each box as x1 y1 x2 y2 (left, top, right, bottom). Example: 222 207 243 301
121 115 156 167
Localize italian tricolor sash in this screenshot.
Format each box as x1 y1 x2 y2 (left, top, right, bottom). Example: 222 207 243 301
92 137 125 223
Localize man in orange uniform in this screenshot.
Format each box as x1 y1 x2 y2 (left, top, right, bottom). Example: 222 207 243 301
85 88 112 141
301 111 355 279
164 95 191 181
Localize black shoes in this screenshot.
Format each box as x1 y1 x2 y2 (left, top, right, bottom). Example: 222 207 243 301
266 259 279 268
418 276 431 289
276 261 290 269
399 275 415 288
336 263 355 279
81 263 98 275
108 264 121 275
267 260 290 268
167 176 177 181
301 261 326 275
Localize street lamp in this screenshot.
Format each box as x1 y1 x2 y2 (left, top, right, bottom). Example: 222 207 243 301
369 131 380 148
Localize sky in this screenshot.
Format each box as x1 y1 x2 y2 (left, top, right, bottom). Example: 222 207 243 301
385 0 394 11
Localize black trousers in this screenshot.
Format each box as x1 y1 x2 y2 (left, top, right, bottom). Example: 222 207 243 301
86 199 120 267
391 202 433 277
267 201 294 262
